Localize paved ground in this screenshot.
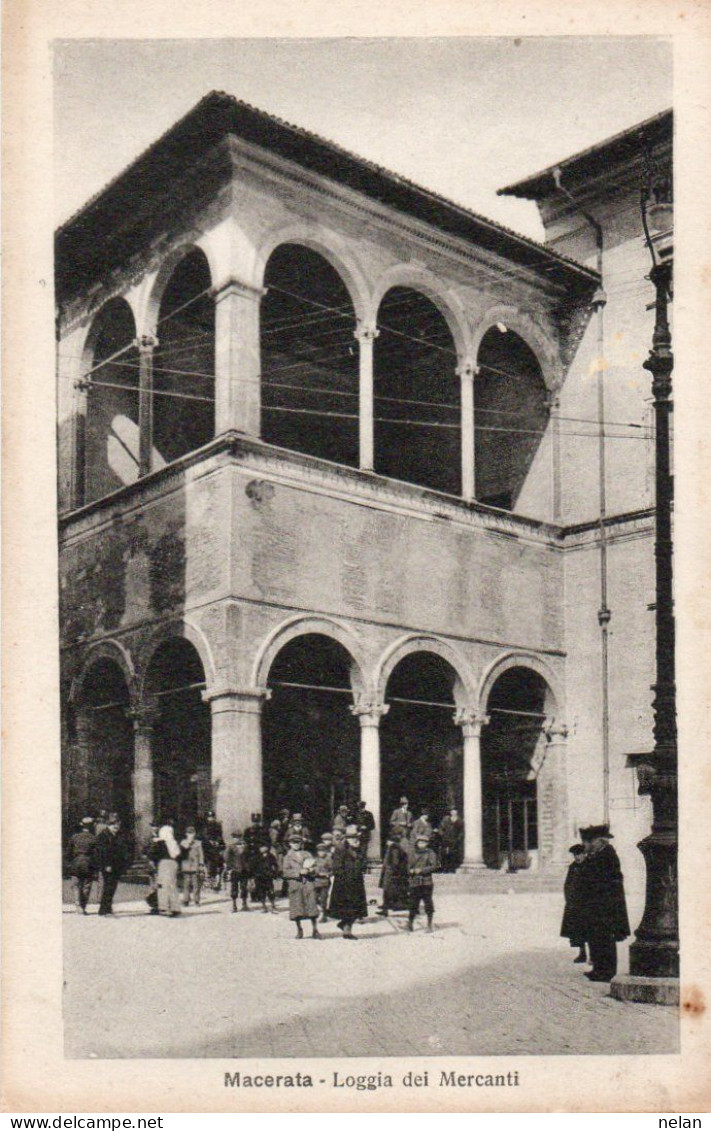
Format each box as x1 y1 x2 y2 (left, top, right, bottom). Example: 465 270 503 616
63 879 679 1059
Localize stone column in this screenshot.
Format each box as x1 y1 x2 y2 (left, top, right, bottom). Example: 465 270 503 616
350 698 389 863
136 334 158 477
455 708 488 870
212 278 265 438
354 322 379 472
73 711 93 818
457 359 477 502
202 685 271 835
541 720 570 867
130 702 159 848
546 392 562 522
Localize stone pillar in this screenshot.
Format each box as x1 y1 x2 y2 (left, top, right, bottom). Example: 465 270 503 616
350 698 389 863
457 359 476 502
202 685 271 835
541 720 570 867
136 334 158 477
546 392 562 522
455 708 488 870
212 278 264 437
130 702 159 848
355 322 379 472
73 711 93 818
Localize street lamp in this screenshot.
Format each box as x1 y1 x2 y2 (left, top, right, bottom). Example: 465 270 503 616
612 148 678 1005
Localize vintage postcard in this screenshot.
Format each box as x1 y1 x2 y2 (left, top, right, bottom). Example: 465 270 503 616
3 0 711 1114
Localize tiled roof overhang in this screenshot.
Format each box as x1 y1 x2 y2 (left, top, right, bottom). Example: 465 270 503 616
56 91 600 306
498 109 672 201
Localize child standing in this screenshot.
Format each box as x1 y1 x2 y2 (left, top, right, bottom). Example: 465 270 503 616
406 833 439 933
252 844 279 912
180 825 205 907
314 842 333 923
224 831 250 912
282 834 321 939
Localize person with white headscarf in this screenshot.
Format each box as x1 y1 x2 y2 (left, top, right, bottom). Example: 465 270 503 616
148 823 182 916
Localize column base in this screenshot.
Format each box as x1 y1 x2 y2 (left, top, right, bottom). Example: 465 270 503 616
610 974 679 1006
458 860 488 873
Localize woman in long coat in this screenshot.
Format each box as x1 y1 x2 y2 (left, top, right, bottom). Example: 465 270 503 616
560 843 588 962
282 834 321 939
150 824 182 916
377 832 410 915
328 826 368 938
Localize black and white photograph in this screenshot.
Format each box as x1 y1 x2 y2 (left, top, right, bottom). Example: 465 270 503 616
5 7 711 1114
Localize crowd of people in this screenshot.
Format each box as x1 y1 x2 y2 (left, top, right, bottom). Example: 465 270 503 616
66 797 466 937
560 823 630 983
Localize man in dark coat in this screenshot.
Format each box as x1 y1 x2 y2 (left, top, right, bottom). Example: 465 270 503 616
328 826 367 938
389 796 413 835
560 843 588 962
377 832 410 916
203 811 225 890
577 825 630 981
95 816 129 916
69 817 97 914
438 808 464 873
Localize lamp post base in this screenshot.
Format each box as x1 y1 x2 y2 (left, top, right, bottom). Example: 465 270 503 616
610 974 679 1006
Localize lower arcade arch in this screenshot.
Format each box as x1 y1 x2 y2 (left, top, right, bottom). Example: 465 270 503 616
261 634 361 836
380 652 463 845
144 637 211 828
72 657 134 838
481 666 553 869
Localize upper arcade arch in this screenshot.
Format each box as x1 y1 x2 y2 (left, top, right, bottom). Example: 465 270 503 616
254 225 370 325
70 639 137 709
470 306 560 392
142 241 217 336
370 265 470 360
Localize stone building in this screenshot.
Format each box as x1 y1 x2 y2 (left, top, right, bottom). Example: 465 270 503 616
56 94 672 874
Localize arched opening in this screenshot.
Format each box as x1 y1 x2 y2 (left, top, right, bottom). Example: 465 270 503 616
261 244 359 466
76 658 134 838
144 637 211 829
153 249 215 466
481 666 551 870
83 298 140 503
374 287 460 494
262 634 360 836
380 652 462 845
475 326 548 510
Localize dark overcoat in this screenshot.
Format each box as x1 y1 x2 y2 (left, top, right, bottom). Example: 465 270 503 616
69 830 97 878
560 859 587 944
577 843 630 941
379 841 410 909
95 828 129 876
328 844 367 920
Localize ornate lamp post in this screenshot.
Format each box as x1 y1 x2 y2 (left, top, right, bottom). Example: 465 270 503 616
612 150 678 1005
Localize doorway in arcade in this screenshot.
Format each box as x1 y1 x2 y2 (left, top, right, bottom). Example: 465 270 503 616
481 667 548 870
262 634 361 838
380 652 463 849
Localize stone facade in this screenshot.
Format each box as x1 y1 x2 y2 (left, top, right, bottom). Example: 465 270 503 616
57 95 671 882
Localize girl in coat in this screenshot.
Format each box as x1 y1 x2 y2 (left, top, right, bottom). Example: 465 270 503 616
328 826 367 939
282 834 321 939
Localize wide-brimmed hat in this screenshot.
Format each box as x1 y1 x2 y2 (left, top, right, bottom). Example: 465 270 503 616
579 824 613 841
81 817 94 826
288 833 303 844
415 832 431 843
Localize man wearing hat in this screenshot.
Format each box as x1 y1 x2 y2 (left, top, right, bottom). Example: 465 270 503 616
406 831 439 932
560 844 588 964
282 832 321 939
286 812 313 851
95 814 129 916
328 826 368 938
577 825 630 981
68 817 97 914
390 796 413 835
224 831 251 912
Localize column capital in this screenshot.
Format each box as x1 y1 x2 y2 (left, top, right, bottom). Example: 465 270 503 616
128 701 160 734
211 277 266 304
455 357 478 381
454 707 489 737
544 718 569 742
134 334 159 354
201 685 271 714
350 697 389 727
354 321 380 344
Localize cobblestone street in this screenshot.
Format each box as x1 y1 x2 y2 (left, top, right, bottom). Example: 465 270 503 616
63 878 678 1059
